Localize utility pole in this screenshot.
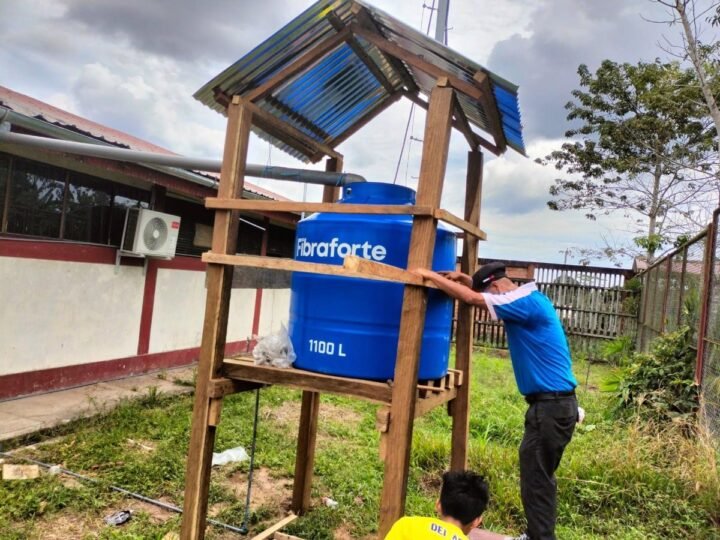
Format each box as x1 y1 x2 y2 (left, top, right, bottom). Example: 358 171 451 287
435 0 450 44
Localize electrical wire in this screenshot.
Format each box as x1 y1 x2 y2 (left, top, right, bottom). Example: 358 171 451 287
0 451 247 535
392 0 437 185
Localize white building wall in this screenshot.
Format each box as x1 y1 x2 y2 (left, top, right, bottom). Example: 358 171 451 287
149 268 257 353
0 257 144 376
258 289 291 336
0 256 291 378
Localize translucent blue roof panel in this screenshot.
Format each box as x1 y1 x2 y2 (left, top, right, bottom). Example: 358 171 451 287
195 0 525 162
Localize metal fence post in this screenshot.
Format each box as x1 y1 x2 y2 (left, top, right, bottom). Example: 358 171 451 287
696 211 718 384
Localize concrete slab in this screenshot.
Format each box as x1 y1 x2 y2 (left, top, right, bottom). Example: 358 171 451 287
0 365 195 442
0 411 44 440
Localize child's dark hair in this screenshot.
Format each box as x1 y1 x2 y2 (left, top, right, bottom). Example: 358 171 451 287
439 470 489 525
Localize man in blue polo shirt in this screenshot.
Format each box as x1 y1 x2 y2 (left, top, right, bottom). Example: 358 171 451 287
414 262 578 540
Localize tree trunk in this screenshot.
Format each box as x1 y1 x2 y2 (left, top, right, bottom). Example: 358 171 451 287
647 155 663 262
676 0 720 203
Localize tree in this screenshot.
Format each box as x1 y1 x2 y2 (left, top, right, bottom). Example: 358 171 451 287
652 0 720 192
537 59 717 261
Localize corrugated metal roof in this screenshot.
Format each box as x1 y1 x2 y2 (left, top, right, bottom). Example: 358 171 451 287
195 0 525 160
0 86 286 201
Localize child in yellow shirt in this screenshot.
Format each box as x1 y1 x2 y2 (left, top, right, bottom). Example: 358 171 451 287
385 470 489 540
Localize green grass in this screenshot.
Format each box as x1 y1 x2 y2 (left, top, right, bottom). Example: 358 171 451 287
1 353 718 539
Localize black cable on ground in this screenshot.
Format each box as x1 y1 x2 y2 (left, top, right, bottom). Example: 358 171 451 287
0 451 247 535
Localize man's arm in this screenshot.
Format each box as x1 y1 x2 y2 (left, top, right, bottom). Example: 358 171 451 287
413 268 487 307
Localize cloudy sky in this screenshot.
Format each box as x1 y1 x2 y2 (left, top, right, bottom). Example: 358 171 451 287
0 0 695 265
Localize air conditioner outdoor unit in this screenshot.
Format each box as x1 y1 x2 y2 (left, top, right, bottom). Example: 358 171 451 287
121 208 181 259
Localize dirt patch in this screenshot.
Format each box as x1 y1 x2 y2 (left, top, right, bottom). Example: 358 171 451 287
125 498 177 523
419 470 443 495
31 512 101 539
223 467 293 510
334 525 375 540
263 401 362 440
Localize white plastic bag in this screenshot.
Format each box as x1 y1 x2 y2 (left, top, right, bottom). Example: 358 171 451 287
212 446 249 466
252 324 296 368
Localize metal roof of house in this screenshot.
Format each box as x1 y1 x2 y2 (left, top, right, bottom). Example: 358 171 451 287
194 0 525 162
0 86 287 201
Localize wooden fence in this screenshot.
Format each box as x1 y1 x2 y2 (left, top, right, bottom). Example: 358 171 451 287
455 259 637 355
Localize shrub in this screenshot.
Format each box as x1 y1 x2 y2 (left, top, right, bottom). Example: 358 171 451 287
599 335 635 366
616 327 699 423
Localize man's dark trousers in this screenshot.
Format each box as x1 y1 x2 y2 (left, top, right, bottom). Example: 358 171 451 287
520 394 577 540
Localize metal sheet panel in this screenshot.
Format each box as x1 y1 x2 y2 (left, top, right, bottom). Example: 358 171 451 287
195 0 525 160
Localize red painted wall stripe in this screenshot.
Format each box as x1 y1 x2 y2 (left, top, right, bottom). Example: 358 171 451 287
0 339 255 401
137 260 158 355
0 236 207 269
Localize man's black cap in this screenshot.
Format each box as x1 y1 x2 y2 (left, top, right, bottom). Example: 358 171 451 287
472 262 507 291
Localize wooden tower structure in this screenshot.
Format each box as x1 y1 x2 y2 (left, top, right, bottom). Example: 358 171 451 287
182 2 524 538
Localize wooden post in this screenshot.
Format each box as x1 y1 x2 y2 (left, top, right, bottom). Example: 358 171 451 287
181 97 253 540
450 149 483 471
378 81 454 538
290 156 343 514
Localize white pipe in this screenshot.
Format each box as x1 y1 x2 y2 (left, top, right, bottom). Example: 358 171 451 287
0 124 365 187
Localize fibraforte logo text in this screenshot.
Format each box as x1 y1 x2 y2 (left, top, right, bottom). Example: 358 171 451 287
296 237 387 261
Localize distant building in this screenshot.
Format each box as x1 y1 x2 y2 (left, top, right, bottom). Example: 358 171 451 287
0 86 298 399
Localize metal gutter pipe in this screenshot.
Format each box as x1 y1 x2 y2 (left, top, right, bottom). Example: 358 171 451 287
0 109 365 187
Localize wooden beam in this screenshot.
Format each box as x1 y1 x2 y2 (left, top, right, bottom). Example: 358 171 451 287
327 11 396 94
248 514 298 540
181 97 253 540
222 358 394 403
342 256 438 287
245 101 342 162
473 72 507 152
350 5 419 94
378 81 455 538
434 209 486 240
207 378 263 399
350 24 487 103
206 198 434 216
245 28 351 103
375 386 458 433
452 92 479 150
291 390 320 514
403 91 500 156
450 149 483 472
201 253 440 289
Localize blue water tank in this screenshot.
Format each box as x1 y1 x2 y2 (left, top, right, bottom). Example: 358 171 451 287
288 182 457 381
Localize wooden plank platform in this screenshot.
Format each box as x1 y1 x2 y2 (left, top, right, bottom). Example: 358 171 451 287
222 357 394 403
222 357 463 414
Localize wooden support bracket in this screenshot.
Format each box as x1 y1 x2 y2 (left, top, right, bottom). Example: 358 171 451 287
201 253 440 289
434 209 486 240
327 11 396 93
473 72 507 152
207 378 264 399
403 91 500 156
248 514 298 540
350 5 419 94
244 101 342 162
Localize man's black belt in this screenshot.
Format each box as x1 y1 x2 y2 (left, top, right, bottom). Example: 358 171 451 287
524 390 575 404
